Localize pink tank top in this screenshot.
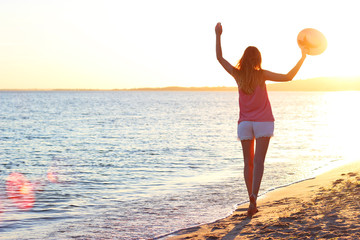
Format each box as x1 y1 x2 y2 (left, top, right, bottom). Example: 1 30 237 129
238 85 274 124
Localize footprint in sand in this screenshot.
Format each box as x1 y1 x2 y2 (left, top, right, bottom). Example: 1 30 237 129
333 178 344 186
347 172 358 177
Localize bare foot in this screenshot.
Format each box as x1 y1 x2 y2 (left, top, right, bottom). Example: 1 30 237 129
247 194 258 216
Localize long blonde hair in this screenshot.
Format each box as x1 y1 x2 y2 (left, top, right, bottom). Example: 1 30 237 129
234 46 263 95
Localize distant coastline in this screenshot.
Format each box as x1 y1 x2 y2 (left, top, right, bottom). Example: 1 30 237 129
267 77 360 91
0 87 238 92
1 77 360 92
124 86 237 91
0 86 237 92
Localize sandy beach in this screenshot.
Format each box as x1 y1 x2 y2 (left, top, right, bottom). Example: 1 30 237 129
165 160 360 239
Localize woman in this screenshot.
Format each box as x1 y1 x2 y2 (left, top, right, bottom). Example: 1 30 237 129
215 22 307 216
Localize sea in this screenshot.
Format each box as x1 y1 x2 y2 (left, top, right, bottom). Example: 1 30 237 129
0 90 359 239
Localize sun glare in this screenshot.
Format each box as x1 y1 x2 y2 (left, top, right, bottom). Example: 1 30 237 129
0 1 360 89
323 92 360 161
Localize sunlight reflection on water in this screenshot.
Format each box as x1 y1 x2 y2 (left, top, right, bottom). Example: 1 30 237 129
323 91 360 162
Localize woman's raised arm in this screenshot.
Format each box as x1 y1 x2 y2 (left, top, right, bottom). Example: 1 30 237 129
215 22 235 76
263 49 307 82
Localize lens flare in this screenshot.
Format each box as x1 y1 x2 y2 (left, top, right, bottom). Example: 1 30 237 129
47 171 59 183
6 172 35 210
19 182 32 195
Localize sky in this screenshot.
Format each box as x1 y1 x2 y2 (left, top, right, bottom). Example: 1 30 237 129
0 0 360 89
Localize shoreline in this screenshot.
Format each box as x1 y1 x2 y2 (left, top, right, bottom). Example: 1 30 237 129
161 159 360 239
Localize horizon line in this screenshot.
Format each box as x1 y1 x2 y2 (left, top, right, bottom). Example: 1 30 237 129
0 86 237 91
1 76 360 92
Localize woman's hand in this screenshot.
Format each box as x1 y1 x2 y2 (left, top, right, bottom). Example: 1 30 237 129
215 22 222 36
300 46 308 59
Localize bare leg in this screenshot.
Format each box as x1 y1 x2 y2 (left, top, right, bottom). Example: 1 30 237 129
241 137 270 216
252 137 270 198
241 139 259 216
242 137 270 216
240 139 255 197
246 137 270 216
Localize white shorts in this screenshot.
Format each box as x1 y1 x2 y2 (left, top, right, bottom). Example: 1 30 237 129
237 121 274 140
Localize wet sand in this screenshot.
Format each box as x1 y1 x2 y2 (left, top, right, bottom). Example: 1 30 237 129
165 160 360 239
